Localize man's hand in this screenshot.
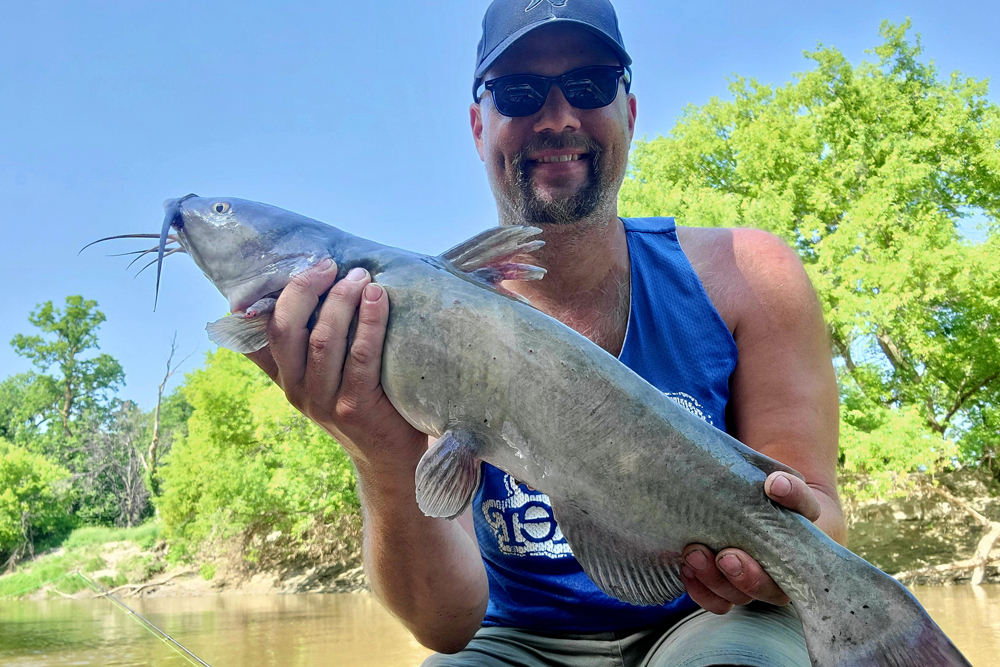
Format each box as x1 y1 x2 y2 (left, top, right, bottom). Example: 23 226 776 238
679 471 822 614
244 260 426 470
243 260 489 651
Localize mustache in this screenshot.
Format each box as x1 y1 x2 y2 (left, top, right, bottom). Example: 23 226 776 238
512 133 603 172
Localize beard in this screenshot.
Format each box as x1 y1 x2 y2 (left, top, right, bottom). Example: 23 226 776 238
504 133 607 226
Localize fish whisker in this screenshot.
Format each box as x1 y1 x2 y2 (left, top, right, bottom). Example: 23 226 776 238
107 246 160 258
120 245 180 271
134 248 184 278
79 234 180 255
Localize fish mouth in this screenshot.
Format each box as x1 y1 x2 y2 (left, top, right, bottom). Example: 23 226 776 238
155 194 198 309
78 194 195 310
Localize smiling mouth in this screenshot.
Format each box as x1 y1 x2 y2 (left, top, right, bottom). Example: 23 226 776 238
534 154 586 164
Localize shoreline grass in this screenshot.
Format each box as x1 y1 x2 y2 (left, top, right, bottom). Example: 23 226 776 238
0 522 162 599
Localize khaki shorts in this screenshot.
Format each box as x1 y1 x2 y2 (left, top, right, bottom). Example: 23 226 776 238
421 603 809 667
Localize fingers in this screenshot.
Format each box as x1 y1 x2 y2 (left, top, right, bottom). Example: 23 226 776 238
336 283 390 423
682 545 752 610
713 549 790 606
246 346 279 382
680 566 734 615
682 544 790 611
304 267 371 402
267 259 338 391
765 472 822 522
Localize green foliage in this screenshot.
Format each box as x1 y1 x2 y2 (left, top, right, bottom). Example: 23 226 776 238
0 440 73 563
0 522 164 598
200 562 216 580
10 296 125 445
75 400 153 527
157 349 359 559
60 522 161 550
621 20 1000 494
0 373 59 446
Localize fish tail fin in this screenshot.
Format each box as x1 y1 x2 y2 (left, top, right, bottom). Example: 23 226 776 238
206 312 271 353
789 519 971 666
440 226 545 302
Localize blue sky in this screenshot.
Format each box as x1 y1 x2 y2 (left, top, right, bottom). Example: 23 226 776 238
2 0 997 409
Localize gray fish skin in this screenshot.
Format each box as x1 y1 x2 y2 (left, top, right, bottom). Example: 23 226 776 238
157 196 969 667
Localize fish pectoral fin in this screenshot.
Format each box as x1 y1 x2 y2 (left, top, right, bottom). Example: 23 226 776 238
551 498 687 607
731 441 806 482
206 297 276 353
415 429 482 520
440 226 546 299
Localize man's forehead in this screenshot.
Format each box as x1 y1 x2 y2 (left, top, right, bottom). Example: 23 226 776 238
487 23 620 78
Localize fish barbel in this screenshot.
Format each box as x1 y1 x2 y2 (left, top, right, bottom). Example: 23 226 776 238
89 195 970 667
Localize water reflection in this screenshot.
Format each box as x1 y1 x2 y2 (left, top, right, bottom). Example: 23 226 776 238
0 586 994 666
0 594 432 667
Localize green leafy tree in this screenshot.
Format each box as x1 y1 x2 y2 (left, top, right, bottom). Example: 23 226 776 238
77 400 153 527
0 372 59 446
620 20 1000 495
157 349 359 560
11 296 125 443
0 439 73 565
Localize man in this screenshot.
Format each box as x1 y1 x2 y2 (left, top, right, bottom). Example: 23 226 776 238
246 1 846 665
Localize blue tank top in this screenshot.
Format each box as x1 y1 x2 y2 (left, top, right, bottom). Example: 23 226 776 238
472 217 739 632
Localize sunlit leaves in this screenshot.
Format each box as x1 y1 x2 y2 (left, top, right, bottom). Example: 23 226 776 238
156 349 359 554
621 20 1000 494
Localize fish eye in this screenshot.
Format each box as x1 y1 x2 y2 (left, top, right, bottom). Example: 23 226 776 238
213 202 230 214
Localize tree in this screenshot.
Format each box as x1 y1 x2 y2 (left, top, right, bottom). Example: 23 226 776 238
146 333 193 495
0 439 73 567
11 296 124 443
0 372 59 446
157 349 359 561
620 20 1000 497
77 401 153 527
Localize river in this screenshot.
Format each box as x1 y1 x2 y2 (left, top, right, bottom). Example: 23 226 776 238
0 586 996 666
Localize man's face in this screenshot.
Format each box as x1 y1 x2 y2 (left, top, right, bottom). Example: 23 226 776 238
471 24 637 226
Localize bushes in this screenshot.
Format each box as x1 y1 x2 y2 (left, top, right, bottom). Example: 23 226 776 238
157 349 360 562
0 439 73 563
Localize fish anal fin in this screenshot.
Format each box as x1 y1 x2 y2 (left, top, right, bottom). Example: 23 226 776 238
415 429 482 520
205 297 277 353
551 498 686 607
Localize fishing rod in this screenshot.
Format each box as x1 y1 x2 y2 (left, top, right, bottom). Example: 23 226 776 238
72 570 214 667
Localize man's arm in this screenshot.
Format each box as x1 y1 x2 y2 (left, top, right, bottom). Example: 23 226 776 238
245 262 488 652
678 227 846 614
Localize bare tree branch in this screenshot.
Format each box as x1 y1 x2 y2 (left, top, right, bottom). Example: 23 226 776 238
147 333 194 473
920 481 1000 586
941 368 1000 428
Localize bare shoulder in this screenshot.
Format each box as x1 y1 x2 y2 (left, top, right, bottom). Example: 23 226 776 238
675 226 820 338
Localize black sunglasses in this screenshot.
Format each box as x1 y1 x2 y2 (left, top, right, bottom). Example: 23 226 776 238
477 65 631 118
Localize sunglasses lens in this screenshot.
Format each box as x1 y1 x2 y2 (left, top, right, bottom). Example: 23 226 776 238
486 67 623 117
561 68 621 109
492 77 548 117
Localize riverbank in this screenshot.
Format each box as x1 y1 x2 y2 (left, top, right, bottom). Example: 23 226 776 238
3 470 997 601
0 523 366 600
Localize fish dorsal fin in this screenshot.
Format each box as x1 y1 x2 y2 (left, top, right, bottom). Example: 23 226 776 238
415 429 483 520
551 497 687 607
440 226 546 303
441 225 544 271
730 440 806 482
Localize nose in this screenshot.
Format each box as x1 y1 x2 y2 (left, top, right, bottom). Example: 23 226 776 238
532 85 582 134
162 193 198 212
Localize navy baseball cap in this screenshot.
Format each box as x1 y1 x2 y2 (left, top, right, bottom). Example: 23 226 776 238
474 0 632 101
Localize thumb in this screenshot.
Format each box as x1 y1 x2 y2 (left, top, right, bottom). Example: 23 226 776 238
764 472 822 523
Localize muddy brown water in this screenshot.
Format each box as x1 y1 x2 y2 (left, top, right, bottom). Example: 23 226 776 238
0 587 996 666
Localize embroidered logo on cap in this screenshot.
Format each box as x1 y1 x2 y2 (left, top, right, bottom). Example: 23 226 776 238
526 0 568 11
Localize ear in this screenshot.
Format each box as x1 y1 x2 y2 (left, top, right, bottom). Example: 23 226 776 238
470 103 485 162
626 93 637 143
